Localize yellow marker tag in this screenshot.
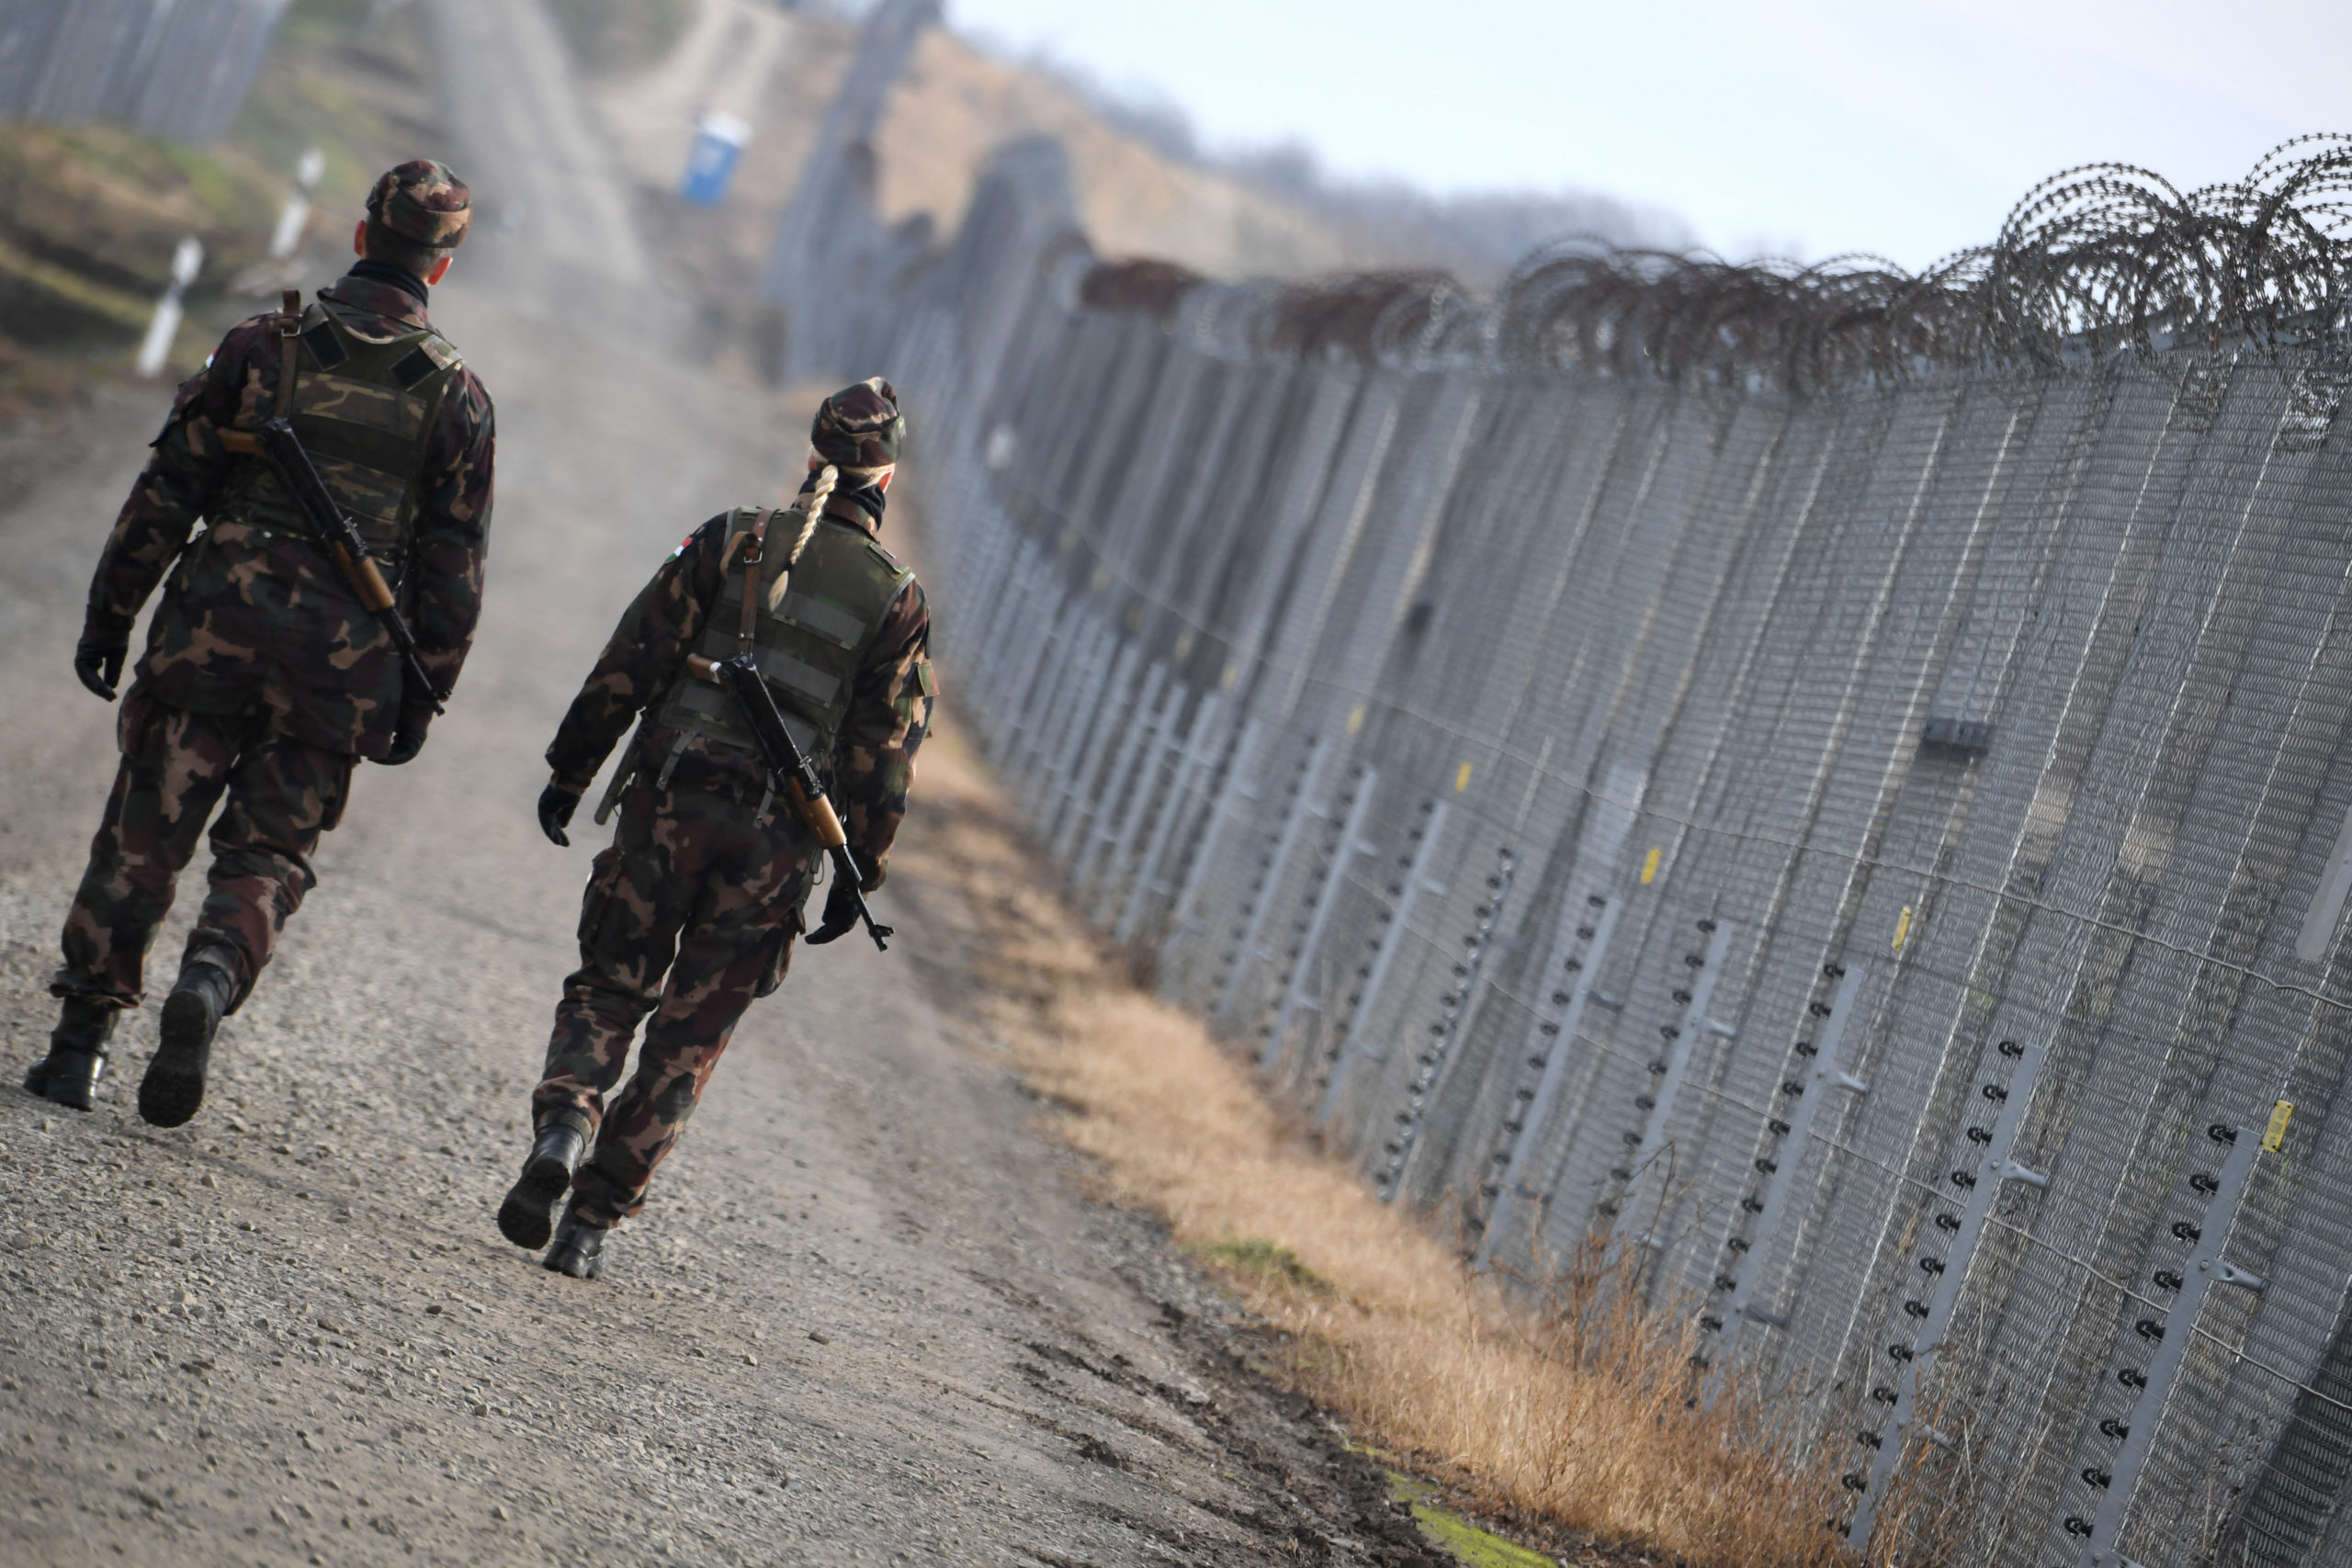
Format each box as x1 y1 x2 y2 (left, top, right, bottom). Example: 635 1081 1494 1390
1348 705 1365 735
1218 660 1238 690
2264 1100 2294 1153
1640 847 1661 886
1892 906 1913 953
1454 762 1473 793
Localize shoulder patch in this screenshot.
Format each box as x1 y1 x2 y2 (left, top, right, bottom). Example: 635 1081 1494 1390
300 320 350 370
390 345 437 389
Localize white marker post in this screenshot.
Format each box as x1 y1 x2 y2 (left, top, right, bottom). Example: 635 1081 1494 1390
269 147 326 260
135 237 204 379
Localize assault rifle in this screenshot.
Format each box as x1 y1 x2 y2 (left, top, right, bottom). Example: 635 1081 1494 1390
254 416 447 714
689 650 893 952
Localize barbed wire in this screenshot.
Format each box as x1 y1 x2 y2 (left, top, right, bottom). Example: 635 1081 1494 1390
1076 135 2352 390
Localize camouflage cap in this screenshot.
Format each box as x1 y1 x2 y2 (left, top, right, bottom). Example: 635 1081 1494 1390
367 160 471 248
810 378 904 474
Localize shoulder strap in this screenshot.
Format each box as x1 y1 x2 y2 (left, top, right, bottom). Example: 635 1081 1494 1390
738 507 774 652
276 288 301 412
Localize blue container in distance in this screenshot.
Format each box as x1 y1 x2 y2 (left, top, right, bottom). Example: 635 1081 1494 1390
680 113 752 209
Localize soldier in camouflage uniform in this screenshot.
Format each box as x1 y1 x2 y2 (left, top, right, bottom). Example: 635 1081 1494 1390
23 162 495 1125
499 378 933 1280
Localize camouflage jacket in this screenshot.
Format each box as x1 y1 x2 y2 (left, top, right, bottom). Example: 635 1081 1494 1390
546 493 934 886
85 269 496 760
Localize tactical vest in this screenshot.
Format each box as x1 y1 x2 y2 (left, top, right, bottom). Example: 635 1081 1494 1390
212 295 466 564
658 504 915 772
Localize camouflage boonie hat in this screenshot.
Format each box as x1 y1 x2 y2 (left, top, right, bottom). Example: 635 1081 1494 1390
811 378 904 475
368 160 471 248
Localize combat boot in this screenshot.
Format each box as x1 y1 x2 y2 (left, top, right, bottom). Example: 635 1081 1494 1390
140 957 233 1129
23 997 116 1112
496 1124 584 1250
543 1208 608 1280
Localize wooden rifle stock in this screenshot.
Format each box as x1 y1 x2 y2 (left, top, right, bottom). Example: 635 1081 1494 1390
336 544 399 615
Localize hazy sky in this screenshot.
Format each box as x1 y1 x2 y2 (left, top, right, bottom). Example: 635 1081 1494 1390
944 0 2352 271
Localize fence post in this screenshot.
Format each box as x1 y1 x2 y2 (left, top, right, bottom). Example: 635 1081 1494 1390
1261 763 1379 1075
1046 638 1138 861
1848 1038 2052 1547
2071 1118 2273 1566
1159 716 1267 958
994 595 1076 772
1016 617 1109 793
134 236 202 378
1215 737 1332 1020
1702 955 1871 1395
1317 797 1450 1126
1475 886 1624 1269
268 146 324 259
1075 660 1171 899
1606 917 1740 1247
1379 840 1517 1201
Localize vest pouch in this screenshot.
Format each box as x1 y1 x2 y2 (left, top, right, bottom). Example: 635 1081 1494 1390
289 369 433 557
303 455 410 554
656 505 911 773
665 674 825 765
746 643 841 714
774 589 868 649
217 299 464 566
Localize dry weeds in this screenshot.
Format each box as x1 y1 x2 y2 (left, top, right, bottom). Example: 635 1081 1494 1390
899 723 1850 1568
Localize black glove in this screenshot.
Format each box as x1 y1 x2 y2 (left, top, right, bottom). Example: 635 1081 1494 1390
537 782 581 847
803 870 865 946
378 703 434 766
74 625 129 702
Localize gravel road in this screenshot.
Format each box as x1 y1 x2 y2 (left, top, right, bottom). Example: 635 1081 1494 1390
0 200 1460 1568
0 4 1462 1562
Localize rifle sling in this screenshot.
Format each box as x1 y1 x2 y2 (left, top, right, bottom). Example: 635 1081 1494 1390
277 289 301 414
739 508 773 652
212 295 301 458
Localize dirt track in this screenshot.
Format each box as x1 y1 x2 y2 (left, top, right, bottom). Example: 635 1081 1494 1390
0 6 1460 1563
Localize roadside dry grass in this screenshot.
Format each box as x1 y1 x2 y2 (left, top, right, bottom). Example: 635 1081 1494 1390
896 718 1852 1568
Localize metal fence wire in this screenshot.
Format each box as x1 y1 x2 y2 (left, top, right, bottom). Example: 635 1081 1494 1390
819 130 2352 1566
0 0 290 145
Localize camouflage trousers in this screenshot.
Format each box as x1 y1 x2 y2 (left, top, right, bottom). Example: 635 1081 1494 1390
54 688 353 1012
535 782 815 1225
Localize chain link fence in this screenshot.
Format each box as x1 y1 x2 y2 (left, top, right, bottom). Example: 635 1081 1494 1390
0 0 290 144
813 123 2352 1565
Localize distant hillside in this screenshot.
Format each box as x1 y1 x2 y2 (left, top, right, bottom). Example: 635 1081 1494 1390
582 0 1682 306
1027 57 1692 283
590 1 1374 294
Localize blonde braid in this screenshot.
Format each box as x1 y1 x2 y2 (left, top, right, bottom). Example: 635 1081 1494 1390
768 462 837 610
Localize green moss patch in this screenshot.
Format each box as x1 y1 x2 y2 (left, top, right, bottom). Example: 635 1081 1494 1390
1191 1234 1332 1294
1387 1470 1561 1567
